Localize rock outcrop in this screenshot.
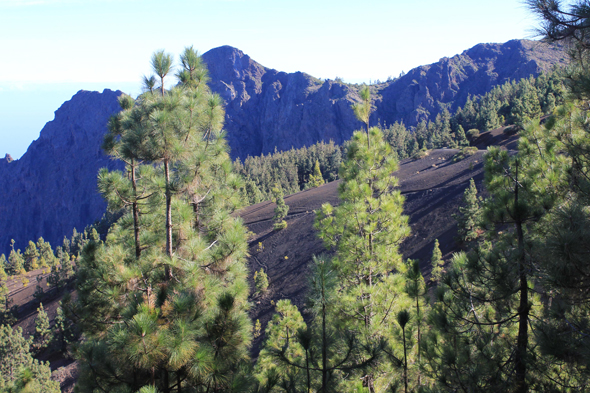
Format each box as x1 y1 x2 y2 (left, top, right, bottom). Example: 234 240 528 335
203 39 566 159
0 90 123 256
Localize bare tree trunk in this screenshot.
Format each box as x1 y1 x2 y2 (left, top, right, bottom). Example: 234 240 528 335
403 327 408 393
417 295 421 386
514 161 528 393
322 288 328 392
165 159 172 279
131 163 141 259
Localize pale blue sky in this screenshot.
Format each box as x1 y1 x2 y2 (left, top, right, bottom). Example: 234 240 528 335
0 0 538 159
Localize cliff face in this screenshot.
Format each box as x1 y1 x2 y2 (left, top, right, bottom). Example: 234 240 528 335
375 39 566 126
0 40 566 255
202 46 360 159
0 90 123 256
202 39 566 159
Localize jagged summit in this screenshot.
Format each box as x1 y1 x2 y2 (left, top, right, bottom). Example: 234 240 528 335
198 39 566 159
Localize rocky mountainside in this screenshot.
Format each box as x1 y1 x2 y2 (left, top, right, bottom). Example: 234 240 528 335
0 40 566 256
0 90 123 256
203 39 566 159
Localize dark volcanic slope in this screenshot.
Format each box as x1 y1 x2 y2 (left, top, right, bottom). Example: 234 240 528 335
0 90 123 256
203 40 565 159
241 148 486 354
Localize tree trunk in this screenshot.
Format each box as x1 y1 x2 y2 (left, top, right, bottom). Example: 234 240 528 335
131 163 141 259
403 327 408 393
322 291 328 392
165 159 172 279
193 202 199 231
164 369 170 393
306 348 311 393
417 295 421 386
514 161 528 393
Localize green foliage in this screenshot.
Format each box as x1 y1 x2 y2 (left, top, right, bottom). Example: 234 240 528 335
452 69 565 134
352 85 373 135
452 146 478 162
52 302 76 355
234 140 341 204
33 303 51 353
7 240 24 276
257 256 384 392
272 184 289 230
404 258 428 388
453 178 482 243
467 128 480 139
0 263 13 326
425 144 559 391
72 47 253 392
36 237 56 268
23 241 39 271
382 122 420 159
256 299 307 383
0 325 59 392
315 127 412 390
254 268 269 294
430 240 444 284
306 160 325 188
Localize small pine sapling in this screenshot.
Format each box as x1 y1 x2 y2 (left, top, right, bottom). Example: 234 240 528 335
254 268 269 294
34 303 51 353
254 319 262 338
307 160 325 188
453 178 482 244
272 183 289 230
430 239 444 283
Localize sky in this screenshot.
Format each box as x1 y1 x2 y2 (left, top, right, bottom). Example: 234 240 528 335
0 0 539 159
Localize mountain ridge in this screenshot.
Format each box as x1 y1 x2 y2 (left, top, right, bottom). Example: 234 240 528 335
202 39 566 158
0 39 566 256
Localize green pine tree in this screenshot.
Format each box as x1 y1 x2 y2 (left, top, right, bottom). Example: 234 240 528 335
33 303 51 353
430 239 444 283
0 325 59 392
254 268 269 294
23 241 39 271
307 160 325 188
453 178 482 244
36 237 56 268
73 47 253 393
256 255 383 392
315 126 412 390
8 240 24 276
272 183 289 230
352 85 373 148
0 262 12 325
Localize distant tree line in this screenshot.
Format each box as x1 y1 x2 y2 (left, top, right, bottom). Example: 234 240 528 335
235 68 566 205
234 141 342 204
0 227 97 325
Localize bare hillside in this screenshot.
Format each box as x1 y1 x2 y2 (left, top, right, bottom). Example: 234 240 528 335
241 148 487 355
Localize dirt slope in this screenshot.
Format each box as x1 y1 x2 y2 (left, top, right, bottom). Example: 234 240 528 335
4 148 490 379
242 148 486 355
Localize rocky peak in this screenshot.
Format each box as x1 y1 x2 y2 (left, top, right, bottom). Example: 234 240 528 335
0 89 123 256
203 45 267 85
